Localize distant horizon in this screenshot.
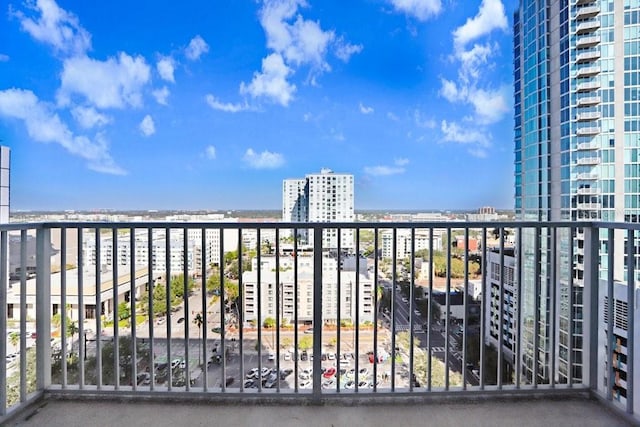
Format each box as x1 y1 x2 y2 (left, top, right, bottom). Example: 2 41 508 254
11 207 515 215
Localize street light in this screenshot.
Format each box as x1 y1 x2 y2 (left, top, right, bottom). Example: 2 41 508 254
193 312 204 366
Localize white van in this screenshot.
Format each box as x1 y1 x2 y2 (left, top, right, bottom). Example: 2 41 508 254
339 359 350 367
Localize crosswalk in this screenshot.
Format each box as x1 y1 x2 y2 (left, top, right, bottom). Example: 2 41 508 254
394 324 423 332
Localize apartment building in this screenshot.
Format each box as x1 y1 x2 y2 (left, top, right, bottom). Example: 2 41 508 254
241 255 373 325
282 169 354 249
380 229 441 259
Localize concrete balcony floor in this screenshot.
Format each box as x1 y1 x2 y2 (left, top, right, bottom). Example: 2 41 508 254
6 395 634 427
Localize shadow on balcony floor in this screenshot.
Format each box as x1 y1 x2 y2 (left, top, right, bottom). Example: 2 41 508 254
6 396 633 427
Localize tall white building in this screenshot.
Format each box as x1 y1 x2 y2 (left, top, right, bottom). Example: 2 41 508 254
282 169 355 249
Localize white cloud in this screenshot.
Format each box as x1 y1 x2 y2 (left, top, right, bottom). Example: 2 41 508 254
467 84 511 125
303 112 312 121
330 128 345 141
437 0 510 129
156 56 176 82
240 0 360 105
388 0 442 21
139 114 155 136
71 105 111 129
0 54 9 62
185 35 209 60
152 86 170 105
259 0 335 80
242 148 285 169
240 53 296 106
205 94 249 113
457 42 496 83
414 110 436 128
0 88 124 174
439 78 464 102
57 52 151 109
334 37 362 62
364 158 409 176
359 102 374 114
14 0 91 56
440 120 491 149
387 112 399 121
364 165 404 176
453 0 507 50
205 145 216 160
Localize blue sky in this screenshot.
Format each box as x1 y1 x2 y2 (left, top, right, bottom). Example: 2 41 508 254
0 0 518 211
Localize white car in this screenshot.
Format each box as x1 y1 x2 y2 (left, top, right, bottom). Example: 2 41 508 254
402 297 408 303
327 353 336 360
267 353 276 361
283 352 292 361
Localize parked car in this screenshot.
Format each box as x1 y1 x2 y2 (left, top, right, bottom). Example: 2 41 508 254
280 368 293 380
323 367 336 378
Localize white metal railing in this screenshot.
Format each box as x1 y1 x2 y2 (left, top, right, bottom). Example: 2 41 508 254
1 221 639 424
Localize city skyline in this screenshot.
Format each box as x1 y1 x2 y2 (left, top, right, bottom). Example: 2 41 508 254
0 0 517 211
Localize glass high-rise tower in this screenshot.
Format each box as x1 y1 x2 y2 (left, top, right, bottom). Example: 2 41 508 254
514 0 640 385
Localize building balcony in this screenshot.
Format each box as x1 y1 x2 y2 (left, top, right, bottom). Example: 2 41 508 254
576 142 599 151
577 96 601 106
576 66 601 78
576 6 600 20
1 221 639 426
576 82 601 92
576 35 600 48
576 173 599 181
576 202 601 210
576 0 596 5
576 20 600 34
576 111 601 121
577 187 599 195
576 51 601 63
576 127 600 136
576 156 601 165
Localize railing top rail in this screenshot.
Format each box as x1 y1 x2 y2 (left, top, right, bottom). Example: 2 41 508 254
0 222 45 231
3 219 628 230
2 220 639 232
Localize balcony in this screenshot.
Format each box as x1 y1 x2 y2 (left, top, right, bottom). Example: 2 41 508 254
576 111 601 122
576 127 601 136
577 142 599 151
576 51 601 63
576 156 601 165
576 20 600 34
577 96 601 106
576 81 601 92
577 173 599 180
577 187 599 195
576 6 600 20
1 221 639 426
576 35 600 48
576 66 601 78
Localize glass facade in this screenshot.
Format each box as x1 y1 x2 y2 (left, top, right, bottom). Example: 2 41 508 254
515 0 640 386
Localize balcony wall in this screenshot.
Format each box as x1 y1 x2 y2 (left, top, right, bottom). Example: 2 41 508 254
1 221 639 425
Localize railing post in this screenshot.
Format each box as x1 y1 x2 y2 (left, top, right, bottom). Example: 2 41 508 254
0 230 7 416
312 225 322 401
36 226 52 390
582 224 599 391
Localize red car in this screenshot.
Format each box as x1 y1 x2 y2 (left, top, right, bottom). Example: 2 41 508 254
322 367 336 378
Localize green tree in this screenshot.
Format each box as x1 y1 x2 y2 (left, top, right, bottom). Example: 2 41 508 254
170 274 195 300
298 335 313 351
118 301 131 321
263 317 276 328
8 331 19 349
